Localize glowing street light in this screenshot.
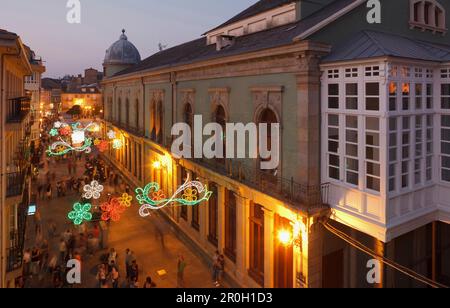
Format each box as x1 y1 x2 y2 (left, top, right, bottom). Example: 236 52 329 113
152 161 162 170
278 229 293 246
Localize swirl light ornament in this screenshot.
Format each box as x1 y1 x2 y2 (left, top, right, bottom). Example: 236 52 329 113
68 202 93 225
83 180 104 200
135 175 213 217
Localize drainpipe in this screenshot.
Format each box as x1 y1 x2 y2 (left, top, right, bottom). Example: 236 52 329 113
0 44 22 288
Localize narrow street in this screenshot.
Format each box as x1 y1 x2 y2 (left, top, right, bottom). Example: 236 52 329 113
23 151 217 288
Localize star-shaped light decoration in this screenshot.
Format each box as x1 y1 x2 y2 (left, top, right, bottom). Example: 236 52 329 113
107 130 116 140
101 198 126 222
118 193 133 208
83 180 104 200
68 202 93 225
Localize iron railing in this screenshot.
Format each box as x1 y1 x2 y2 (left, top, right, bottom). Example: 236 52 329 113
190 158 329 209
6 172 25 198
7 197 29 273
7 97 31 123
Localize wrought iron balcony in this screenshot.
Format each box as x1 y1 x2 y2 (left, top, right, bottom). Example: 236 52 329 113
7 199 29 273
192 158 329 210
6 172 25 198
7 97 31 123
111 121 145 137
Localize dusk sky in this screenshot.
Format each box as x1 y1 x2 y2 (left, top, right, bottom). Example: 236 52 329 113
1 0 257 78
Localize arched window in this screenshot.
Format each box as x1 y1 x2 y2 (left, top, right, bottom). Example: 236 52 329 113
214 105 226 164
258 108 279 172
157 100 163 144
125 98 130 127
135 99 140 130
410 0 446 32
150 100 156 141
184 103 193 156
117 98 122 124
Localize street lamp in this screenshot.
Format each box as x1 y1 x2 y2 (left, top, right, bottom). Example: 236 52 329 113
278 229 293 246
152 161 162 170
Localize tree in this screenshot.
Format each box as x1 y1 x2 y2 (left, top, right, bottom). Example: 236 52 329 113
67 105 82 116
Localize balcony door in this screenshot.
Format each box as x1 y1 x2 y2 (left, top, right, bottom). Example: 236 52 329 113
274 214 293 288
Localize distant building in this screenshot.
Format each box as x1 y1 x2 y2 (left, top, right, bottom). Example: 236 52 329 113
41 78 62 116
61 84 102 117
24 46 45 144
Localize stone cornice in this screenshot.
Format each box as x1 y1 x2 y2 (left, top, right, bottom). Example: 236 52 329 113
102 40 331 84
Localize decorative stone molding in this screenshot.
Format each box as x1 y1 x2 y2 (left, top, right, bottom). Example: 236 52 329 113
209 87 230 120
251 86 283 123
180 88 195 113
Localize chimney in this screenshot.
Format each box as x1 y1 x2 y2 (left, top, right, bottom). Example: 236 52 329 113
216 35 235 51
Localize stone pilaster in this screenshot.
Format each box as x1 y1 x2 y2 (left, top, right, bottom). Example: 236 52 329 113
296 51 323 190
235 193 247 283
262 208 274 288
306 221 324 288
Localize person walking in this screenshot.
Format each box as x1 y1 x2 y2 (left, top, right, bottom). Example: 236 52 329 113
177 255 186 288
107 248 118 273
59 239 67 264
96 264 107 288
111 266 120 288
129 260 139 285
37 183 43 200
46 184 52 200
143 276 156 288
125 249 132 280
215 254 225 287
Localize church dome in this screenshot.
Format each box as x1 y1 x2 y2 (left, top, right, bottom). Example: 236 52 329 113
104 29 141 66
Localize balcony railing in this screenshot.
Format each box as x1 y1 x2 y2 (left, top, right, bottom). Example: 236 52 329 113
7 198 29 273
6 172 25 198
7 97 31 123
193 158 329 209
111 121 145 137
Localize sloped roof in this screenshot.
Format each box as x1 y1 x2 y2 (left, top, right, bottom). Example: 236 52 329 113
113 0 359 78
205 0 295 34
42 78 62 90
0 29 18 40
323 30 450 63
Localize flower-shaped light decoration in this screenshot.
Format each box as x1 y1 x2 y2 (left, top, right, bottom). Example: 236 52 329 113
50 128 59 137
94 139 101 146
112 139 123 150
83 180 104 200
54 121 62 129
68 202 93 225
152 190 166 202
118 193 133 208
97 140 109 153
59 126 72 136
107 130 116 140
101 198 126 222
182 188 198 202
56 145 66 154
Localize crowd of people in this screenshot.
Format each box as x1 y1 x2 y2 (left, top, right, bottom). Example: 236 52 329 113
20 116 226 288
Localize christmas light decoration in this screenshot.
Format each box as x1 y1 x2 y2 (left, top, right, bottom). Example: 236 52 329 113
47 137 93 157
135 175 213 217
83 180 104 200
107 130 116 140
112 139 123 149
118 193 133 208
68 202 93 225
101 198 126 222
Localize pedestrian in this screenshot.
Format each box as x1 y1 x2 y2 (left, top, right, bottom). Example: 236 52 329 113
37 184 43 200
177 255 186 288
111 266 120 288
107 248 118 273
46 184 52 200
215 254 225 287
59 239 67 264
212 250 220 285
34 209 42 235
143 276 156 288
23 249 31 277
31 247 41 276
125 249 132 280
129 260 139 284
96 264 107 288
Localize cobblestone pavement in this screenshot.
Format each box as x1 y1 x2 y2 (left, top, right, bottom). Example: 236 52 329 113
24 153 220 288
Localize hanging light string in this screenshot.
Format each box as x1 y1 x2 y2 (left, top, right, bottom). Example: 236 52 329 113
321 219 449 289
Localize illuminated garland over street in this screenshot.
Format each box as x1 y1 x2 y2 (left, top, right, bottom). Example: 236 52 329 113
135 176 213 217
46 121 123 157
